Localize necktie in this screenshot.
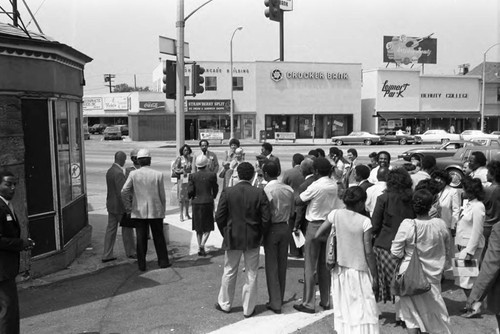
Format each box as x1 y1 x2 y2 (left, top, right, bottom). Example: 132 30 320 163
8 202 16 220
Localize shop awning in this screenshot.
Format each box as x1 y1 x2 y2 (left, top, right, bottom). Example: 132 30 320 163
376 111 480 119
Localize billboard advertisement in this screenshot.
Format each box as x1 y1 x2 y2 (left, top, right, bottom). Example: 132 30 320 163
383 34 437 65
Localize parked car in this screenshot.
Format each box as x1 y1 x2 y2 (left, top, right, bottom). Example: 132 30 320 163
414 129 461 144
460 130 498 141
435 146 500 188
470 138 500 146
378 130 418 145
83 125 90 140
399 140 482 161
491 131 500 136
103 126 123 140
89 123 107 134
331 131 382 146
117 125 129 136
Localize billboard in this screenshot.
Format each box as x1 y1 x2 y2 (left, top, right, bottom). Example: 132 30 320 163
383 34 437 65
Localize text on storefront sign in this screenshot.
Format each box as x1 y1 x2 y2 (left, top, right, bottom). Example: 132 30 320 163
381 80 410 97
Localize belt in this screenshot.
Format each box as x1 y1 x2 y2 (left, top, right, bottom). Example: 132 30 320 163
308 220 325 224
272 221 288 225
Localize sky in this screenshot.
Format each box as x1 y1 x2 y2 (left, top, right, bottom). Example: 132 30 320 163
4 0 499 95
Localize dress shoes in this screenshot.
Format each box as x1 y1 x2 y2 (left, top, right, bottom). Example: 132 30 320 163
214 303 230 314
243 309 256 318
266 303 281 314
159 263 172 269
101 257 117 263
293 304 315 314
319 302 331 311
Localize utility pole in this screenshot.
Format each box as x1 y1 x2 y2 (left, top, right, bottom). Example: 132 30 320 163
176 0 185 153
104 74 115 93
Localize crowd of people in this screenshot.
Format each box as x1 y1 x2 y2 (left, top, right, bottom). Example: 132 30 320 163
4 138 499 333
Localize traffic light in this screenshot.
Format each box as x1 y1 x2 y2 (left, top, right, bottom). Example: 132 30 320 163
264 0 282 22
192 64 205 96
162 60 176 99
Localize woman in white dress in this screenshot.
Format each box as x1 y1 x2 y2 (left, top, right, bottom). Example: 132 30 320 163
315 186 379 334
391 189 452 334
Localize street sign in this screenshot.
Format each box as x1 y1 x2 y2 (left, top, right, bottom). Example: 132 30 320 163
159 36 190 58
280 0 293 11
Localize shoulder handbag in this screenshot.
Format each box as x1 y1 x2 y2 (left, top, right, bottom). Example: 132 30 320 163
325 210 337 271
391 220 431 297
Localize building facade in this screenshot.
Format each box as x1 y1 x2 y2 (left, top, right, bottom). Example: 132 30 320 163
150 61 362 141
362 68 481 134
0 23 92 277
468 62 500 132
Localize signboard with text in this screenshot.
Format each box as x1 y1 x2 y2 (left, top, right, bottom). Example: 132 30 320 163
104 96 128 110
83 97 103 110
139 101 166 113
186 100 231 113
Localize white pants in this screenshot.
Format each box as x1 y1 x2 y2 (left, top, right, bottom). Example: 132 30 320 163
218 248 260 316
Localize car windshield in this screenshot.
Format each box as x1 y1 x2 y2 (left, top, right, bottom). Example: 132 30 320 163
105 127 119 132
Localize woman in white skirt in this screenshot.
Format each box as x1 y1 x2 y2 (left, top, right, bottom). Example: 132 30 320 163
391 189 452 334
315 186 379 334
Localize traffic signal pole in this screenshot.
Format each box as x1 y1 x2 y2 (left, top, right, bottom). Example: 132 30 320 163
280 14 284 61
176 0 185 152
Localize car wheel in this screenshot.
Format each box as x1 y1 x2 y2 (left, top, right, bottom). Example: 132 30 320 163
336 140 343 146
364 140 372 145
448 168 464 188
399 138 407 145
441 138 450 144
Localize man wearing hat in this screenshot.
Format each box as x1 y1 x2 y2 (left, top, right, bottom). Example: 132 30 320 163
188 155 219 256
125 148 140 178
121 149 171 271
215 162 271 318
194 139 219 173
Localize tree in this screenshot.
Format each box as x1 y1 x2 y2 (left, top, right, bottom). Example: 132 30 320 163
113 83 150 92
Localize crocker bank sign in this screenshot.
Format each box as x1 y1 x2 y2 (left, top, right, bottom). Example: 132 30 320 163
271 69 349 82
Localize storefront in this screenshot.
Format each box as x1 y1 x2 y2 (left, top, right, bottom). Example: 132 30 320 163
152 61 362 140
362 68 481 133
0 23 92 277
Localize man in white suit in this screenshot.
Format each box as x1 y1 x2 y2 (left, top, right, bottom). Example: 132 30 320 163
122 149 170 271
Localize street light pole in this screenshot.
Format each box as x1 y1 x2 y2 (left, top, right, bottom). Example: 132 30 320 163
230 26 243 140
176 0 185 153
481 42 500 132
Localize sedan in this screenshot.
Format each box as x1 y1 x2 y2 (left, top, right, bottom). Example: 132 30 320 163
89 123 107 134
103 126 123 140
399 140 482 161
331 131 382 146
435 146 500 188
378 130 418 145
460 130 498 141
414 129 461 144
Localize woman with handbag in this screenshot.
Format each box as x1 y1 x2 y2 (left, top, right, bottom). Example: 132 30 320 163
220 138 241 190
315 186 380 334
371 168 415 324
391 189 452 334
173 144 193 222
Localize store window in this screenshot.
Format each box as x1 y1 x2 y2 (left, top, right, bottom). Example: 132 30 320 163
497 87 500 102
233 77 244 91
205 76 217 91
54 100 84 207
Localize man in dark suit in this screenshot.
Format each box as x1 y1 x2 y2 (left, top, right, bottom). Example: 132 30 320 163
215 162 271 318
261 142 281 176
355 164 374 192
0 170 34 333
102 151 136 262
282 153 305 258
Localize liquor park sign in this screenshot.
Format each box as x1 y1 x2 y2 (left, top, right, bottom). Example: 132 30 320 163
270 69 349 82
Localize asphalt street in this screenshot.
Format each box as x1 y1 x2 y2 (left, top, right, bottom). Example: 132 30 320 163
17 136 499 334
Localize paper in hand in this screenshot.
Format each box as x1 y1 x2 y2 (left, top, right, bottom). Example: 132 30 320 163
293 230 305 248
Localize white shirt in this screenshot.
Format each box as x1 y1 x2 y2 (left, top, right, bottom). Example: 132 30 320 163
411 170 431 190
368 165 392 184
365 181 387 216
470 166 490 187
300 176 342 222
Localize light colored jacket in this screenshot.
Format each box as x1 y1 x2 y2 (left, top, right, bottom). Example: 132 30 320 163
121 166 166 219
437 185 460 229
